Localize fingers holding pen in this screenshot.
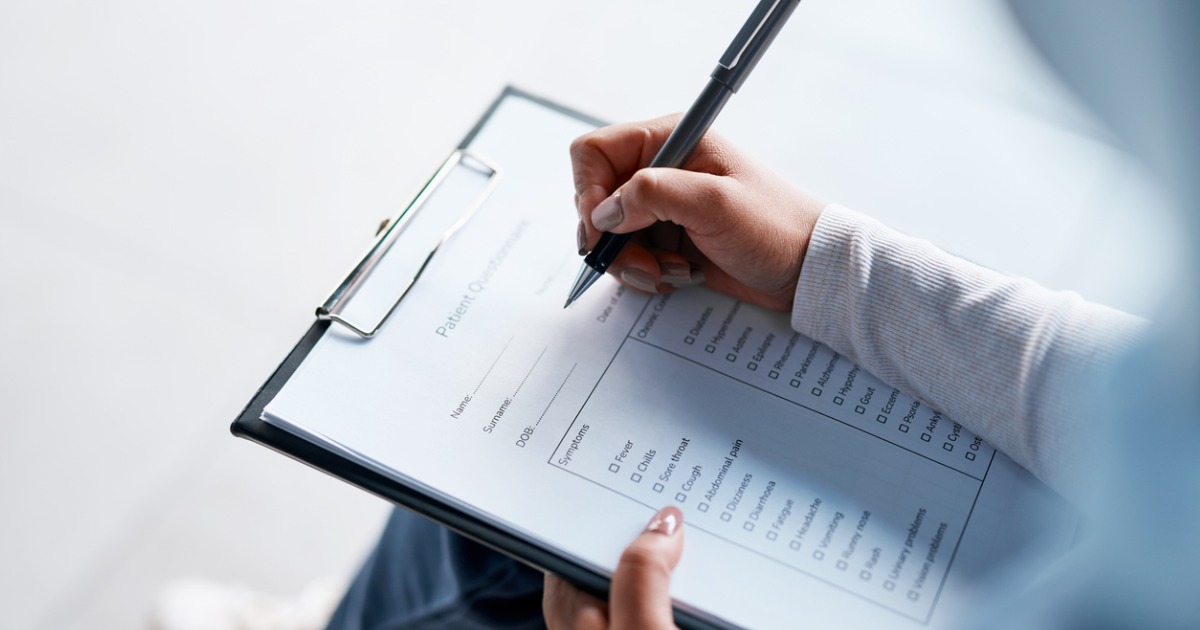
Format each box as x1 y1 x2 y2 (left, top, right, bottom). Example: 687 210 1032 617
571 115 733 253
571 120 669 254
607 245 702 296
586 167 743 243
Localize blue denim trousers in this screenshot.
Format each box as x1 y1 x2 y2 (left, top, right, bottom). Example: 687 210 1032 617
326 508 546 629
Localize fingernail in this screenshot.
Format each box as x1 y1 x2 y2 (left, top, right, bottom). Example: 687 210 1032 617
620 269 658 294
576 221 588 255
660 260 690 284
646 506 682 536
591 192 623 232
667 270 700 290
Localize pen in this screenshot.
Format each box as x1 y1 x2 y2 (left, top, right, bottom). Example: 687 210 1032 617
564 0 802 308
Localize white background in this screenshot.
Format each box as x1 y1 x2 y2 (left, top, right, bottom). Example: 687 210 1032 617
0 1 1181 628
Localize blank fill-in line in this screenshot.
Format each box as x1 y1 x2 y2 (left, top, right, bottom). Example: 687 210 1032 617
474 337 514 394
513 346 549 397
537 363 577 426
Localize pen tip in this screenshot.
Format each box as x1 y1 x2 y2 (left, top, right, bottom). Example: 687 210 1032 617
565 265 602 310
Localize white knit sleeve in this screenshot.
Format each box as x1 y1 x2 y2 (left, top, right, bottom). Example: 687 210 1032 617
791 205 1146 495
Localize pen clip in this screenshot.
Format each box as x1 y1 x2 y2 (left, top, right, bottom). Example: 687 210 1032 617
317 150 502 339
713 0 799 93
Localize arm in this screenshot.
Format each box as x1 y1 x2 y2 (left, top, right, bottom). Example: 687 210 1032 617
793 205 1146 494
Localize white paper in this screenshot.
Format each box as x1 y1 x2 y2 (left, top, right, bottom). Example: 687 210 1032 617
264 95 1075 628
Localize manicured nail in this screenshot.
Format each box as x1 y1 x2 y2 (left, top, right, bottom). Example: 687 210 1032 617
660 260 690 284
620 269 658 294
646 506 682 536
668 271 706 288
576 221 588 255
591 192 623 232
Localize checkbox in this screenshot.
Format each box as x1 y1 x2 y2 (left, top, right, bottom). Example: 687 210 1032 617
705 344 716 353
790 379 801 387
860 570 872 581
726 353 737 362
855 405 866 414
698 502 709 512
675 492 687 502
684 335 695 345
769 370 779 379
943 442 954 451
921 433 932 442
766 531 778 541
899 424 910 433
837 560 848 570
789 540 801 550
965 451 977 461
884 580 895 591
609 463 620 473
833 396 844 405
812 387 822 396
720 512 732 522
908 590 920 601
743 521 755 531
631 473 642 482
748 362 758 371
813 550 825 560
652 483 664 492
876 414 888 424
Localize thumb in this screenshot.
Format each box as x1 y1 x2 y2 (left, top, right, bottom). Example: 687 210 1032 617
590 167 744 240
609 506 685 629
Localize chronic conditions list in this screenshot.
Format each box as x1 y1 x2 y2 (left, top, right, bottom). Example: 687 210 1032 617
550 289 995 622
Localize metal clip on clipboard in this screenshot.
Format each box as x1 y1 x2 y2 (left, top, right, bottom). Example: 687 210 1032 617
317 150 501 338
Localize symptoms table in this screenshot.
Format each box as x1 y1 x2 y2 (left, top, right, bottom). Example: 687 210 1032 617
550 289 996 622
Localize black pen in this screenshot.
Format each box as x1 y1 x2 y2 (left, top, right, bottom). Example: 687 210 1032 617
564 0 802 308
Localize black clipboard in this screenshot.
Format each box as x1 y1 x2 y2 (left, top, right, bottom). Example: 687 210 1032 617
230 86 720 630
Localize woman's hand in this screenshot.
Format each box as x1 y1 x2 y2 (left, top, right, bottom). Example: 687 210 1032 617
543 506 685 629
571 116 825 312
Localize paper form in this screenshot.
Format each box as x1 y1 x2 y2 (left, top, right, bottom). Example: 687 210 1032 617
263 95 1075 628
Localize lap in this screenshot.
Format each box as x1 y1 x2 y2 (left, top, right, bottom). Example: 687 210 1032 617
326 508 546 630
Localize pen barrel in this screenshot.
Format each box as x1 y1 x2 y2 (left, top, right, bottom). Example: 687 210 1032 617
650 80 734 169
583 231 630 274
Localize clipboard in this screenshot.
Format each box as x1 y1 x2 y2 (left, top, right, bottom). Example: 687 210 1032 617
232 86 1076 630
231 87 721 629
